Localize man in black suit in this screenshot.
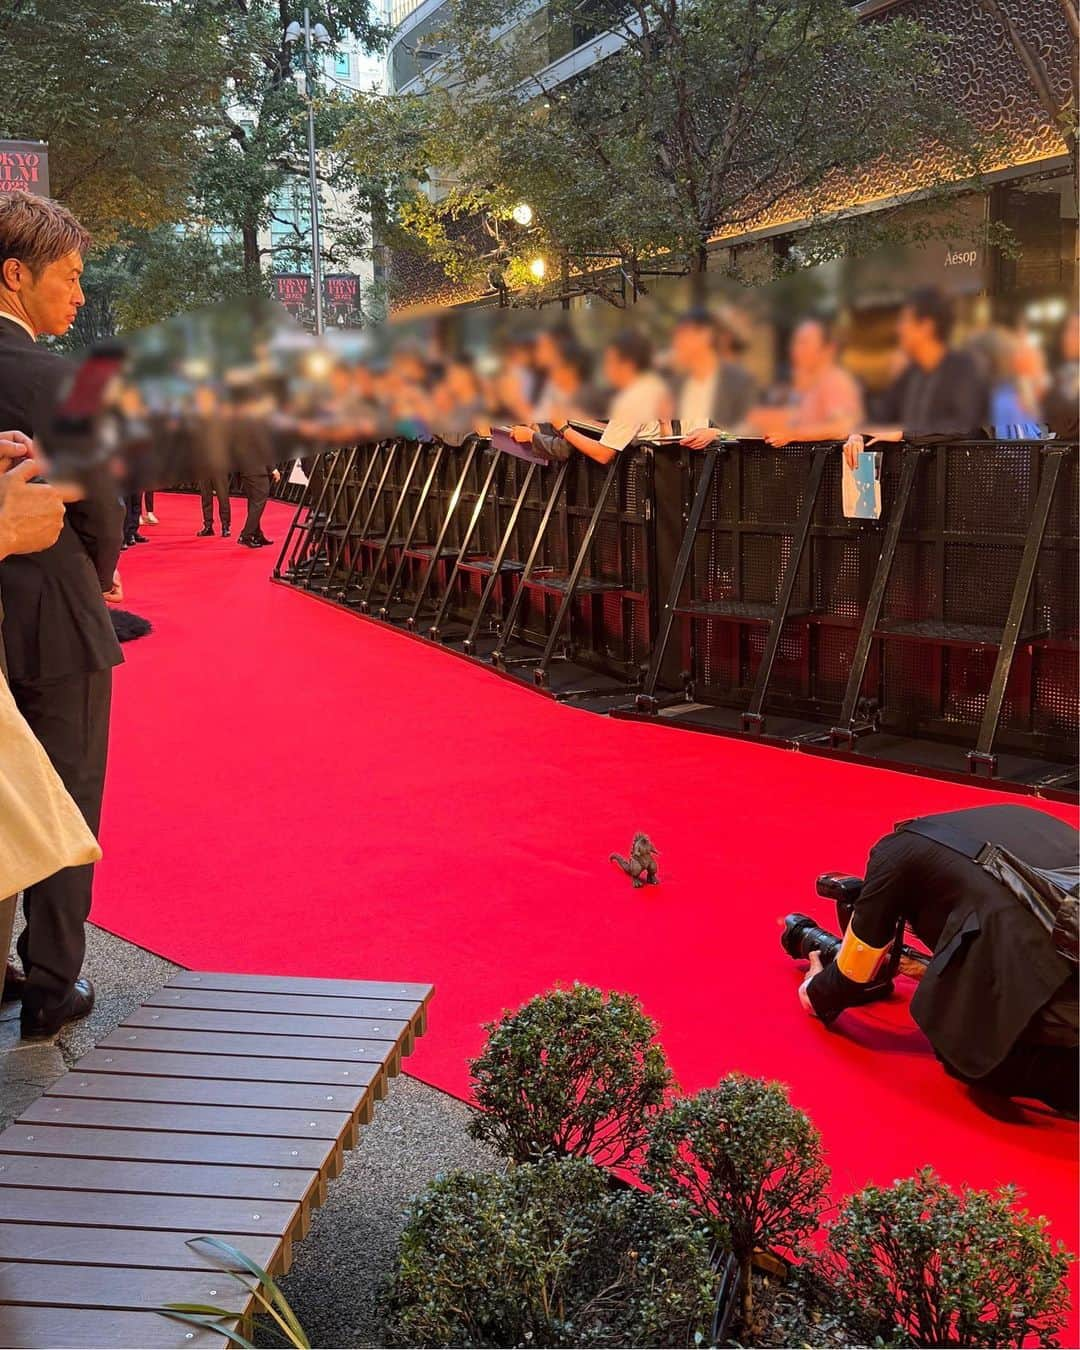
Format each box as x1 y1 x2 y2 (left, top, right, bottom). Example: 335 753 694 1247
0 193 123 1038
232 389 280 548
798 804 1078 1114
842 287 989 464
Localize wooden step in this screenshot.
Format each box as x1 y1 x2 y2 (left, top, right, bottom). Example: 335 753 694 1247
0 970 433 1348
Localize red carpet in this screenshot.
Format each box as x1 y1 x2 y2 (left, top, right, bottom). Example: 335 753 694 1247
100 492 1077 1312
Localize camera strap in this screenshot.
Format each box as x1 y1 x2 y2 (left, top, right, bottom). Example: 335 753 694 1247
897 816 1079 966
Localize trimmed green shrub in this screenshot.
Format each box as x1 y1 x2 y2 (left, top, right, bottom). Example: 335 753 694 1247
823 1166 1073 1347
468 984 673 1167
644 1074 830 1330
385 1158 716 1348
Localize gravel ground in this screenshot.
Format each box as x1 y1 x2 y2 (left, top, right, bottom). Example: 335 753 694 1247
3 921 502 1348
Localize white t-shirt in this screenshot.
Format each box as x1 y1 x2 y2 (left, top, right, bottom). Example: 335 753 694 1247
600 371 669 450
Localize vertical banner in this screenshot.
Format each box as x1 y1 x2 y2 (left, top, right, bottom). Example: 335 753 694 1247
324 273 364 327
0 140 50 196
272 272 314 328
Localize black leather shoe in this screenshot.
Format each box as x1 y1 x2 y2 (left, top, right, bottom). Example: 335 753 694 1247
21 978 95 1039
221 526 231 538
238 535 258 548
130 532 150 544
1 962 26 1004
197 526 214 537
254 536 275 547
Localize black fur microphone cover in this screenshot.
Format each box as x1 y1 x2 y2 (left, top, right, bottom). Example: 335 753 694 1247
109 609 153 642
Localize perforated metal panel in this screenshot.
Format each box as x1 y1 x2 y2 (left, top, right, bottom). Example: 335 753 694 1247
283 437 1077 769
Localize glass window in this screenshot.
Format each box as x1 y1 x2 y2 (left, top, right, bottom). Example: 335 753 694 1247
334 52 350 76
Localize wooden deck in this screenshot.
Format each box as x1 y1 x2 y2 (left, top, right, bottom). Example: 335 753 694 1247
0 969 433 1347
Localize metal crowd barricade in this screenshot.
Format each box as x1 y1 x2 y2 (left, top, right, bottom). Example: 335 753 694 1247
271 435 1078 795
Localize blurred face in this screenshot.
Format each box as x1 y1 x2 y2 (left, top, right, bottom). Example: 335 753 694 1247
897 305 936 360
535 333 559 370
671 322 713 373
1012 335 1045 381
447 362 477 401
790 321 831 378
552 356 581 393
603 347 634 388
1 248 84 336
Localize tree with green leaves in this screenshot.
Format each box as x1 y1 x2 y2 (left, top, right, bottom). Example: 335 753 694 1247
191 0 389 283
65 228 249 348
343 0 992 301
644 1075 830 1333
0 0 229 239
468 984 673 1169
823 1168 1072 1347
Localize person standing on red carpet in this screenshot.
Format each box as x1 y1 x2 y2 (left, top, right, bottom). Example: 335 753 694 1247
0 193 123 1039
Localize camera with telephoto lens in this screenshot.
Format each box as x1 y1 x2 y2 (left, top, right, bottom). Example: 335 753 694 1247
780 873 864 964
781 873 929 986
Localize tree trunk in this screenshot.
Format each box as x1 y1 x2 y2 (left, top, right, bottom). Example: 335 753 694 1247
739 1252 755 1334
690 242 708 303
242 221 261 288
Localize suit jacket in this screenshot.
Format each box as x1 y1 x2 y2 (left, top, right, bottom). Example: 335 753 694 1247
812 804 1077 1079
675 360 757 434
0 320 123 681
902 806 1077 1078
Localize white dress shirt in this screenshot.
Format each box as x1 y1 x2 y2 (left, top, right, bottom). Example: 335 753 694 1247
0 311 36 342
678 370 719 433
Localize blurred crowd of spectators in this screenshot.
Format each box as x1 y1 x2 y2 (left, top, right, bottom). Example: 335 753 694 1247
265 288 1079 465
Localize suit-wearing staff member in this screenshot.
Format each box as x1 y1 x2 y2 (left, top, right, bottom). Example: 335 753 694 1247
0 192 124 1038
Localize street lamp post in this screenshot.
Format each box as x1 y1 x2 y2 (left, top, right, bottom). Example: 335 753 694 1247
285 10 331 334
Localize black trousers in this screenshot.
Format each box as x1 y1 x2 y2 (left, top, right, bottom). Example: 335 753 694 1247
123 493 141 538
200 476 231 528
239 472 269 540
10 668 112 1012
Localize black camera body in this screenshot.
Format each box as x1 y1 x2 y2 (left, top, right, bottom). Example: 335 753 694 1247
780 874 864 964
781 872 928 989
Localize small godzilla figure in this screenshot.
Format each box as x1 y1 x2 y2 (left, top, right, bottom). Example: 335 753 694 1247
610 833 660 888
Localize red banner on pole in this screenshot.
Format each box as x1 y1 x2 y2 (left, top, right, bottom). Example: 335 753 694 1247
323 273 363 327
0 141 50 196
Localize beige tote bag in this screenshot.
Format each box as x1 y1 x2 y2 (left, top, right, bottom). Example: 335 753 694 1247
0 676 101 896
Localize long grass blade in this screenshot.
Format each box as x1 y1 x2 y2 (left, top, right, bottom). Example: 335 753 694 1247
159 1307 256 1349
186 1236 310 1348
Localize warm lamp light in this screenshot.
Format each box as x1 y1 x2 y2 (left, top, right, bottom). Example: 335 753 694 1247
512 203 535 227
529 256 547 280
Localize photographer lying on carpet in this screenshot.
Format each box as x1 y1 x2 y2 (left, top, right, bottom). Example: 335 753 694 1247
794 804 1078 1115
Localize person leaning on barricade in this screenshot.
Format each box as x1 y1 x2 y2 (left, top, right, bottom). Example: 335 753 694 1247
842 287 989 466
508 341 606 461
546 331 671 466
747 317 864 448
787 804 1078 1116
669 307 757 450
